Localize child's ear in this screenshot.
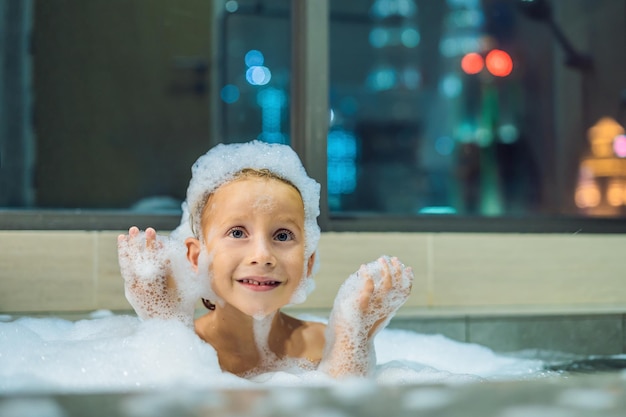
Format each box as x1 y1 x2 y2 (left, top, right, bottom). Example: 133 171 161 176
185 237 202 271
306 252 316 277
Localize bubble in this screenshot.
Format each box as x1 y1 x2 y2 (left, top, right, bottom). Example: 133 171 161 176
0 314 548 394
288 272 316 306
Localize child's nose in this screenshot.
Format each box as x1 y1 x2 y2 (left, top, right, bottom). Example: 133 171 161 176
248 237 276 266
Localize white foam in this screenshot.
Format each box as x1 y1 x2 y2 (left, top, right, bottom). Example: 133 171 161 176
0 313 547 394
0 315 245 394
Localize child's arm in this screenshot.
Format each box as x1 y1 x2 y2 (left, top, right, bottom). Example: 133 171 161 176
117 226 196 327
318 256 413 377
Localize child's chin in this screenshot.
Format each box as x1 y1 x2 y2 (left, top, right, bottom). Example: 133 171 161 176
238 304 278 320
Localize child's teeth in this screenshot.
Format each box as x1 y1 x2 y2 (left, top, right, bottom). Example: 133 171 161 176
241 279 278 286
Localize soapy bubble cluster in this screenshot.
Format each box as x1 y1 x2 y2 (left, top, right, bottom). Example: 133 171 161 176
0 312 548 395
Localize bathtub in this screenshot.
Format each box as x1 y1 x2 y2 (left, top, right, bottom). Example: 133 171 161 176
1 230 626 415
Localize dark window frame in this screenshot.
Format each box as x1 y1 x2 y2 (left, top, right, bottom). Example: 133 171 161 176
2 0 626 234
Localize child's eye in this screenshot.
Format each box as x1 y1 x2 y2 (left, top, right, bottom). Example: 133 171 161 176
274 229 295 242
228 227 246 239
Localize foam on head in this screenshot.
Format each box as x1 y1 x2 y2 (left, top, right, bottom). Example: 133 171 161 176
179 140 322 305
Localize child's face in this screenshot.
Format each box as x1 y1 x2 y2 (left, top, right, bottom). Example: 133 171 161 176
193 176 313 317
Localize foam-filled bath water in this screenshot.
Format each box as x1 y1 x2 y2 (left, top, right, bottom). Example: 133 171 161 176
0 311 547 394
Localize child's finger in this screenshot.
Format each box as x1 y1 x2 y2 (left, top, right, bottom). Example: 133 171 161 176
359 277 374 311
129 226 139 238
388 257 407 282
145 227 157 249
379 257 393 291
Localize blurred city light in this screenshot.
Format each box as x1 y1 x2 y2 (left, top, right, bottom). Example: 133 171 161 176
485 49 513 77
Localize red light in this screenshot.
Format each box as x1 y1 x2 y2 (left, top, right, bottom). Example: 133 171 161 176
485 49 513 77
461 52 484 75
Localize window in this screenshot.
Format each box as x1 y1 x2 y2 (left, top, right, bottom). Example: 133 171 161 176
1 0 625 232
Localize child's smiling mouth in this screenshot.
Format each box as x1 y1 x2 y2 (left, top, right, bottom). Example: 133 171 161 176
237 278 282 291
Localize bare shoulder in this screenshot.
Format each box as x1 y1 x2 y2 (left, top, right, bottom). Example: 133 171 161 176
281 313 326 338
280 313 327 361
301 318 327 342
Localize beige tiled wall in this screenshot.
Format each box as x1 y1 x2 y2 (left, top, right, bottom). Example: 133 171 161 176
1 231 625 315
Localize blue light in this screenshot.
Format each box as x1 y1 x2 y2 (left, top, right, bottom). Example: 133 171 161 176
327 129 357 195
498 124 519 144
369 27 389 48
439 73 462 98
435 136 455 155
419 206 457 214
244 50 264 67
220 84 240 104
246 66 271 86
401 27 420 48
225 1 238 13
257 88 287 144
367 67 397 91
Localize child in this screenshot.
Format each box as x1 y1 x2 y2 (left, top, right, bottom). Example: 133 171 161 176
118 141 413 378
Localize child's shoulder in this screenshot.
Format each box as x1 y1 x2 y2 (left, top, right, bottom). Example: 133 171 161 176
281 312 326 335
280 312 326 361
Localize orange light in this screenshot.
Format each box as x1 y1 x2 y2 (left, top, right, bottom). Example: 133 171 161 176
575 181 601 208
607 181 624 207
461 52 484 75
485 49 513 77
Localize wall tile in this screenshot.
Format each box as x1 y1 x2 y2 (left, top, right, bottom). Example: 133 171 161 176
3 230 626 320
432 233 626 307
0 231 96 312
301 232 430 309
95 231 131 310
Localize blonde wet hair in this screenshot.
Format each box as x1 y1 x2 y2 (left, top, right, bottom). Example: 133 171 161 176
190 167 302 239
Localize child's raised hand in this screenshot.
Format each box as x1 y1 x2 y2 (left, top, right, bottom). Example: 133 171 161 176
337 256 413 338
355 256 413 337
117 226 195 326
320 256 413 377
